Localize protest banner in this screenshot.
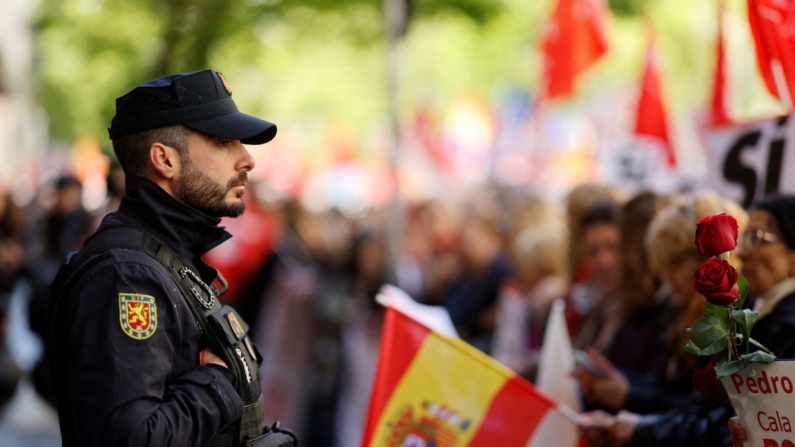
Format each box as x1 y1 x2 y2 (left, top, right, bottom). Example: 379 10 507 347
706 115 794 208
721 362 795 447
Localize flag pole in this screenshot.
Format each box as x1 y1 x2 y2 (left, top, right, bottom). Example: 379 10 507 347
383 0 409 286
554 402 582 424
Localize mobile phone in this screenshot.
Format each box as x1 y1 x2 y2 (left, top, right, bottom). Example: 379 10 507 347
574 349 608 379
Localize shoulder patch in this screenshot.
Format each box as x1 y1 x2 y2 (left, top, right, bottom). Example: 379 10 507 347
119 293 157 340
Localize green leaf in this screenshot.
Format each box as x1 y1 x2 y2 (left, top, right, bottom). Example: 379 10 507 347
738 274 749 300
684 340 701 355
704 302 726 319
731 275 749 310
748 338 773 354
716 359 750 378
731 309 758 349
742 350 776 364
685 336 729 356
686 316 729 350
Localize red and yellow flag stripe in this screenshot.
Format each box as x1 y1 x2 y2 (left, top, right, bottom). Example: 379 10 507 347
362 307 556 447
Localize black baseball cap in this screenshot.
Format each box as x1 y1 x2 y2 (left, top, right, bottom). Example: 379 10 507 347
108 70 277 145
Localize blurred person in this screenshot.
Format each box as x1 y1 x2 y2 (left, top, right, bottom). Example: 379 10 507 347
97 159 126 218
334 229 388 447
417 200 464 305
249 201 322 442
440 199 511 353
0 193 25 293
46 71 295 446
566 183 624 286
578 191 749 447
302 209 361 447
0 193 24 409
603 192 672 379
26 175 93 407
726 194 795 447
572 200 623 354
394 204 432 301
492 200 569 379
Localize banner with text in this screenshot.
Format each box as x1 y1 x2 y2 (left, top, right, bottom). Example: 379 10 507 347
706 115 794 208
721 362 795 447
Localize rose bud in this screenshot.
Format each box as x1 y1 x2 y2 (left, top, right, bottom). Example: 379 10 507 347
693 363 728 405
693 258 740 306
695 213 739 258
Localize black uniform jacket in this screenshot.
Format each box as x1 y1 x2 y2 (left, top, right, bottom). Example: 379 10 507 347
629 292 795 447
50 176 244 446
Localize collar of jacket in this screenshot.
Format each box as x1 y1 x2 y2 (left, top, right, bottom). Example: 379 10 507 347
115 175 232 262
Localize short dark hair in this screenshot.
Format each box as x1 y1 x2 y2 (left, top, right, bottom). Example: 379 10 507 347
111 125 191 176
753 194 795 249
581 200 620 232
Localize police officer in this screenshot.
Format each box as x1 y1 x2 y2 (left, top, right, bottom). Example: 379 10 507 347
47 70 293 446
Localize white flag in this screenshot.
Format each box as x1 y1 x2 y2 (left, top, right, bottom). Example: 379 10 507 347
528 299 583 447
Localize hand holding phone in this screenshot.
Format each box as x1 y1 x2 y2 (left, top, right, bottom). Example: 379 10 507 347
575 349 608 380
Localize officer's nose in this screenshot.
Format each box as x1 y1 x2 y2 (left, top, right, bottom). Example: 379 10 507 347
235 141 256 172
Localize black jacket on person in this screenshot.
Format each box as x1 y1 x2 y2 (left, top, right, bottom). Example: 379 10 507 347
48 176 244 446
629 292 795 447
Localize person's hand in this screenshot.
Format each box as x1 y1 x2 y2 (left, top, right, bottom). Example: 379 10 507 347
578 410 614 447
572 348 630 411
200 346 228 369
728 416 747 447
612 410 641 446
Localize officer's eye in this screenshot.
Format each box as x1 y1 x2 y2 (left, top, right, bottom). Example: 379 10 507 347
218 139 233 148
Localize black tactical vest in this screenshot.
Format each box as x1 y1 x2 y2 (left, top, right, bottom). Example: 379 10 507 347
47 226 296 447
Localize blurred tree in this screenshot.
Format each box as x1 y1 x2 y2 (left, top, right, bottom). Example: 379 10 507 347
608 0 647 16
32 0 504 145
31 0 783 152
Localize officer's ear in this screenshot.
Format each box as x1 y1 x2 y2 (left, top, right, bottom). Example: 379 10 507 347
149 142 181 180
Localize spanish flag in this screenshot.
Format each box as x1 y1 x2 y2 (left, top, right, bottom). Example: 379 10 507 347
361 304 564 447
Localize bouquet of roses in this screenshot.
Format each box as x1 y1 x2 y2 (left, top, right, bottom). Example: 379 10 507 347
685 213 776 379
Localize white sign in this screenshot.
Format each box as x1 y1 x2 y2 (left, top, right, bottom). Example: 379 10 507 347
721 362 795 447
706 115 794 208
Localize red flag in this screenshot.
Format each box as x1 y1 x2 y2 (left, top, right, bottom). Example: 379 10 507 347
361 305 567 447
711 0 733 126
747 0 795 108
635 36 676 167
541 0 609 99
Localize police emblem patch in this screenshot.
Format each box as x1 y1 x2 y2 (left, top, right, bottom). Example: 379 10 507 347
119 293 157 340
226 312 245 340
217 72 232 95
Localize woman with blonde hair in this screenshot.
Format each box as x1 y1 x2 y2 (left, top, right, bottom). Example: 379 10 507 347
492 198 569 378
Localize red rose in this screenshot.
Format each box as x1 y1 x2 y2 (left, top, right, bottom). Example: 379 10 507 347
695 213 739 258
693 363 728 404
693 258 740 306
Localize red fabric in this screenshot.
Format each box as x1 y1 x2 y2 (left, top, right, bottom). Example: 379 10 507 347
541 0 609 99
747 0 795 106
711 0 733 127
203 200 281 304
634 37 676 167
360 308 431 447
467 376 555 446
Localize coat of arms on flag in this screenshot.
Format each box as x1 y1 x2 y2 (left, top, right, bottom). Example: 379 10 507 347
384 401 471 447
119 293 157 340
362 287 578 447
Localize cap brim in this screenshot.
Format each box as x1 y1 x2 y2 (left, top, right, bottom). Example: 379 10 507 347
184 111 277 145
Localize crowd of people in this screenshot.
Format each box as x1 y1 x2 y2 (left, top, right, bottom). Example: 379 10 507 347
1 167 793 446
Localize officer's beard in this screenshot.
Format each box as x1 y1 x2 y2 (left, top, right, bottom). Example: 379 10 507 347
177 161 248 218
